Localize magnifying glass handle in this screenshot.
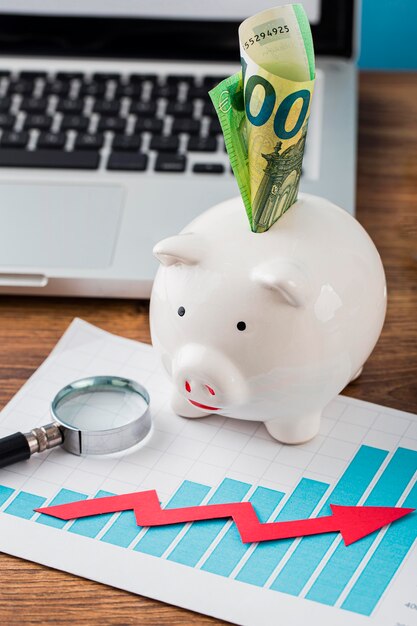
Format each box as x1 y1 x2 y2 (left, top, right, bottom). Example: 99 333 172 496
0 432 31 468
0 423 63 469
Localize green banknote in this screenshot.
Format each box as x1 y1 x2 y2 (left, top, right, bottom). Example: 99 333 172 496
209 4 315 233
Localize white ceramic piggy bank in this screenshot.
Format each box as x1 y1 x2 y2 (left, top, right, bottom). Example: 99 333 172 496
150 194 386 444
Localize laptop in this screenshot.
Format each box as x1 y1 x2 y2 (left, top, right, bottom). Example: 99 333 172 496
0 0 358 298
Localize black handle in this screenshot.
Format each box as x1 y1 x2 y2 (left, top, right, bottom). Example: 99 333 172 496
0 432 31 469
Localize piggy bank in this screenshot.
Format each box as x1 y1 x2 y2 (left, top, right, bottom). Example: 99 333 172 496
150 194 386 444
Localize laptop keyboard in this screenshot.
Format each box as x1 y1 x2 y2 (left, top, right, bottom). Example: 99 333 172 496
0 71 229 173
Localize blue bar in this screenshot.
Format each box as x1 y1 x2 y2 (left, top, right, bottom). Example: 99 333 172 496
36 489 87 529
202 486 285 577
101 487 153 548
306 448 417 606
342 480 417 615
167 478 251 567
0 484 14 506
270 445 388 596
101 510 142 548
5 491 46 519
134 481 210 556
68 491 115 538
236 479 328 586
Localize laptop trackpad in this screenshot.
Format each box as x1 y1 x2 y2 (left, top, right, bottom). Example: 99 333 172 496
0 183 124 268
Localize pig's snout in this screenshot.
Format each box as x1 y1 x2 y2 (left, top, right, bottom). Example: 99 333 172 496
183 379 219 411
173 344 247 410
184 380 215 396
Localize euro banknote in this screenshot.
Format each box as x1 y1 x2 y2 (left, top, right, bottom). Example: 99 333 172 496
209 4 315 232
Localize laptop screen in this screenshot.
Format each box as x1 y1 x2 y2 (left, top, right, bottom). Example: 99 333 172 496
0 0 322 23
0 0 354 59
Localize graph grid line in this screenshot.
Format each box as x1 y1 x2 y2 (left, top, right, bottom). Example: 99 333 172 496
0 319 417 623
1 444 416 617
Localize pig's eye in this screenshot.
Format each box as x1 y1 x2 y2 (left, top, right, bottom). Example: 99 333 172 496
237 321 246 331
178 306 185 317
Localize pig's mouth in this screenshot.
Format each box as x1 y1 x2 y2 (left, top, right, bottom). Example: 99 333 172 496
188 399 220 411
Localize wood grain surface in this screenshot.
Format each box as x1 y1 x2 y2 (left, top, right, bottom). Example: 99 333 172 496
0 72 416 625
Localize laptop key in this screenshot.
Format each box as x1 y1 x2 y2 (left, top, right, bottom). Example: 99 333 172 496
0 131 29 148
92 73 121 82
37 132 66 149
155 153 186 173
129 74 157 84
112 134 142 151
24 115 53 130
0 114 15 129
43 80 70 97
188 86 211 100
152 84 178 100
166 75 195 85
202 101 218 117
203 76 228 87
166 102 193 118
193 163 225 174
98 117 126 132
8 80 35 96
135 118 163 134
19 71 47 80
107 151 148 171
130 101 157 117
93 100 120 116
79 82 106 97
208 119 222 135
0 149 99 169
60 115 89 131
75 133 104 150
187 136 217 152
57 98 84 114
115 83 142 98
171 119 200 135
0 97 11 113
20 97 48 113
56 72 84 81
149 135 179 152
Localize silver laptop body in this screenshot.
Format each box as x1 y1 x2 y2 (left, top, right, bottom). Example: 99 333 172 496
0 0 358 298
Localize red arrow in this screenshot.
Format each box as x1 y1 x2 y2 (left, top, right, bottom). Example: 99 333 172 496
35 490 414 546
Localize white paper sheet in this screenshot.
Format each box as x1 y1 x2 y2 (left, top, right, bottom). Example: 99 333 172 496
0 319 416 626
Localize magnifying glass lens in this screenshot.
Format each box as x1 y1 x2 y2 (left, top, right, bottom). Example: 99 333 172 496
0 376 152 468
55 388 148 431
51 376 152 455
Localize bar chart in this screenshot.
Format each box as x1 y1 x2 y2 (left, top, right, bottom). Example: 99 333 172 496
0 320 416 625
1 443 416 618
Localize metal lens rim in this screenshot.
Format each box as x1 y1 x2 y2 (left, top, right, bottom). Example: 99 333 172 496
51 375 150 435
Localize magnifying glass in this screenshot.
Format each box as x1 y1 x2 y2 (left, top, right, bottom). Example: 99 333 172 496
0 376 152 469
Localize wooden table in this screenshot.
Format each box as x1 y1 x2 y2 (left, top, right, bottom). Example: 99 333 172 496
0 72 416 625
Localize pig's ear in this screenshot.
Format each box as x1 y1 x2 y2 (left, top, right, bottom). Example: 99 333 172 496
153 234 204 267
251 260 311 307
